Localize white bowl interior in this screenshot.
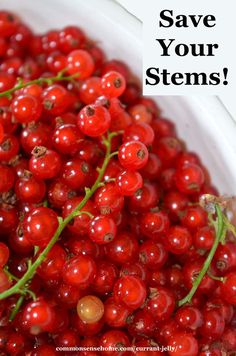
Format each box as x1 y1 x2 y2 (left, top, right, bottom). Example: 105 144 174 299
2 0 236 194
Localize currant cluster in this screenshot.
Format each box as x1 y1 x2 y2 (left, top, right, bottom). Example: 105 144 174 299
0 10 235 356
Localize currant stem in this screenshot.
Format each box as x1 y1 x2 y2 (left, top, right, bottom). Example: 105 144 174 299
0 70 79 98
4 267 19 282
207 271 225 282
9 295 25 321
0 130 117 301
178 204 224 307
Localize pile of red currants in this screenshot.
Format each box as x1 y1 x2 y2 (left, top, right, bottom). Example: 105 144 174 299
0 10 235 356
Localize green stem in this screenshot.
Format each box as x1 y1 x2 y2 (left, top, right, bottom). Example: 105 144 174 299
178 204 225 307
0 70 79 98
4 267 19 282
9 295 25 321
0 131 117 301
207 271 225 282
223 216 236 237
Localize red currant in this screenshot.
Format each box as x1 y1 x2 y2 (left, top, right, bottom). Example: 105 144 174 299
118 140 148 170
67 49 94 79
22 207 59 247
89 215 117 244
101 71 126 98
113 275 147 310
77 104 111 137
11 94 42 124
62 255 96 288
116 169 143 196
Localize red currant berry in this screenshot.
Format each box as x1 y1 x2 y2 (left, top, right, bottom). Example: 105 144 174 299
167 332 199 356
21 299 55 335
56 282 82 308
52 123 83 155
99 330 130 356
166 265 183 288
29 147 62 180
5 332 27 355
220 272 236 305
129 104 153 124
175 163 205 194
62 255 96 288
123 122 155 147
42 84 71 116
120 262 148 282
91 261 118 295
141 153 162 180
46 51 67 74
140 211 170 240
146 287 175 321
200 309 225 340
221 327 236 352
37 244 67 281
41 30 60 53
101 59 130 80
15 171 46 203
128 182 160 213
193 226 215 251
22 207 59 247
31 345 56 356
165 226 192 254
175 151 201 169
0 134 19 162
105 231 138 265
139 241 168 270
180 206 208 231
48 178 76 209
127 310 156 338
63 196 95 235
67 235 99 259
67 49 94 79
183 259 216 294
20 122 52 154
154 136 182 168
163 190 189 221
0 164 15 192
71 313 104 337
61 158 92 190
116 169 143 196
54 328 80 347
104 297 130 328
101 71 126 98
8 224 33 255
175 306 203 331
11 94 42 124
149 269 167 288
89 215 117 244
113 276 147 310
59 26 85 53
77 104 111 137
94 182 124 215
213 242 236 275
137 97 160 116
0 11 19 37
79 77 102 104
118 140 148 170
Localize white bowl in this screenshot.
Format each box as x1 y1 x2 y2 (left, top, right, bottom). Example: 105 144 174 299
2 0 236 193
